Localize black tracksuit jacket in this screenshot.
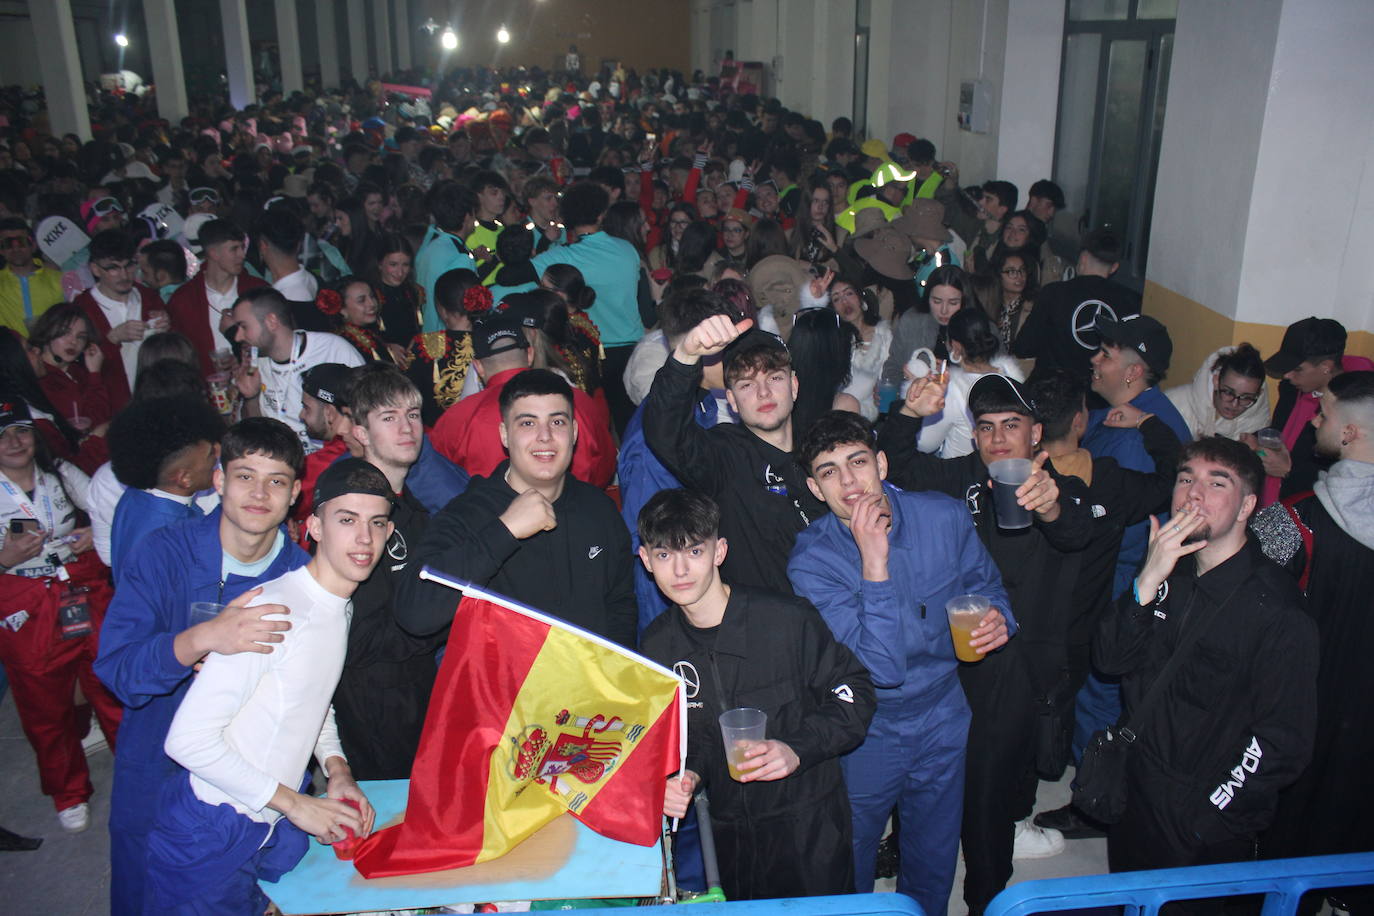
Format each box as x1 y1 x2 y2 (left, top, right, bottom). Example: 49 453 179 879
640 587 875 901
395 463 637 648
1094 541 1318 867
333 488 445 781
642 355 826 595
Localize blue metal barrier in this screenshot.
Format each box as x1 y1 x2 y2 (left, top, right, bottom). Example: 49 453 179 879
986 852 1374 916
563 893 922 913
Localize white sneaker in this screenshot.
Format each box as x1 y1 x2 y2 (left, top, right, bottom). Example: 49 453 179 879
57 802 90 833
1012 817 1065 859
82 722 107 755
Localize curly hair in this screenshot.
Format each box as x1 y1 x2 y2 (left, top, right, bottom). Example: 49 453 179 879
108 395 225 490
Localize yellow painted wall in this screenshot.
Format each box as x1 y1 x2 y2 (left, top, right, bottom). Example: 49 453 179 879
1144 280 1374 385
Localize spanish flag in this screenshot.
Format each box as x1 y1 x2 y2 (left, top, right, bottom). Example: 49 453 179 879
352 570 685 878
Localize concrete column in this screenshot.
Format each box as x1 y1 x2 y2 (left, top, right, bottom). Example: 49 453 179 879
275 0 304 94
691 0 712 76
810 0 855 129
347 0 368 82
316 0 340 89
372 0 393 78
1145 0 1374 375
995 0 1063 198
143 0 189 123
394 0 411 70
219 0 256 110
28 0 91 139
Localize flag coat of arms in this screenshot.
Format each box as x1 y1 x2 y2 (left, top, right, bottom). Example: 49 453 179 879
352 571 685 878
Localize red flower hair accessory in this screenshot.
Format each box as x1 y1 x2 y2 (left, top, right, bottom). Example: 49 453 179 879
463 285 493 316
316 288 344 315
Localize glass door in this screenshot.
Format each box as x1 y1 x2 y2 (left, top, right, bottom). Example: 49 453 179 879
1052 1 1176 282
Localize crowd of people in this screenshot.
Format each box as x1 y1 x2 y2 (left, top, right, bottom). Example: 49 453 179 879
0 50 1369 916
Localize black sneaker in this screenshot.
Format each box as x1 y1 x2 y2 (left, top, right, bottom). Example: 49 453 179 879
874 832 899 879
1032 804 1107 839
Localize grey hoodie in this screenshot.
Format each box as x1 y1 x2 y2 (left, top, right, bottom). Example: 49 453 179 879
1314 459 1374 550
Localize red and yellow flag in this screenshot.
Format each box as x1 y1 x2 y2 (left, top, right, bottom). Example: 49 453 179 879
352 573 684 878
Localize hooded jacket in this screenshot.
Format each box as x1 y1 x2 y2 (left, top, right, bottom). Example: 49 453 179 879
1164 346 1271 440
1251 459 1374 861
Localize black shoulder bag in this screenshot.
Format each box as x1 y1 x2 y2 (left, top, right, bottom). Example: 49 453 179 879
1072 580 1240 824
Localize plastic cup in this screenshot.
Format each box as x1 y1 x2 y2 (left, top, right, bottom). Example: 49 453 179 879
987 458 1033 529
1256 428 1283 451
211 347 236 373
719 707 766 781
68 415 91 433
946 594 991 663
189 601 227 626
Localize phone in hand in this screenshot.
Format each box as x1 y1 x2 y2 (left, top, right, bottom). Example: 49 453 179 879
9 518 39 536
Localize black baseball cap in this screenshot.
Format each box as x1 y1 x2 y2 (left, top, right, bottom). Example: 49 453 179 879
472 312 530 359
0 399 33 433
313 457 394 510
498 292 546 331
1095 313 1173 376
1263 317 1346 378
301 363 354 408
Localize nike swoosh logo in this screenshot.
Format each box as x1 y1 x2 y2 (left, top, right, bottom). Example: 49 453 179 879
588 545 602 560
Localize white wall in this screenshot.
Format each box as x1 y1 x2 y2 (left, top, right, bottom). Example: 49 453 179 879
1235 0 1374 332
1147 0 1281 321
691 0 1064 192
996 0 1065 203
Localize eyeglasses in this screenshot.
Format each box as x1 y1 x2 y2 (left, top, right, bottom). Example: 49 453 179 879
1001 267 1026 276
1216 385 1260 407
94 260 136 274
669 219 691 228
0 236 30 249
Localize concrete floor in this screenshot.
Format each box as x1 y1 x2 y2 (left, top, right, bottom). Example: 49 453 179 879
0 688 1106 915
0 690 114 914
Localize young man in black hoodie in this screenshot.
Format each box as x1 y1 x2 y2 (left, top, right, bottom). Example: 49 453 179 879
331 366 445 780
1026 369 1181 838
639 488 874 901
642 309 827 595
877 373 1092 915
396 369 636 647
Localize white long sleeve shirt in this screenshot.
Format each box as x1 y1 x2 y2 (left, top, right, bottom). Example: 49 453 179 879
164 566 351 824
